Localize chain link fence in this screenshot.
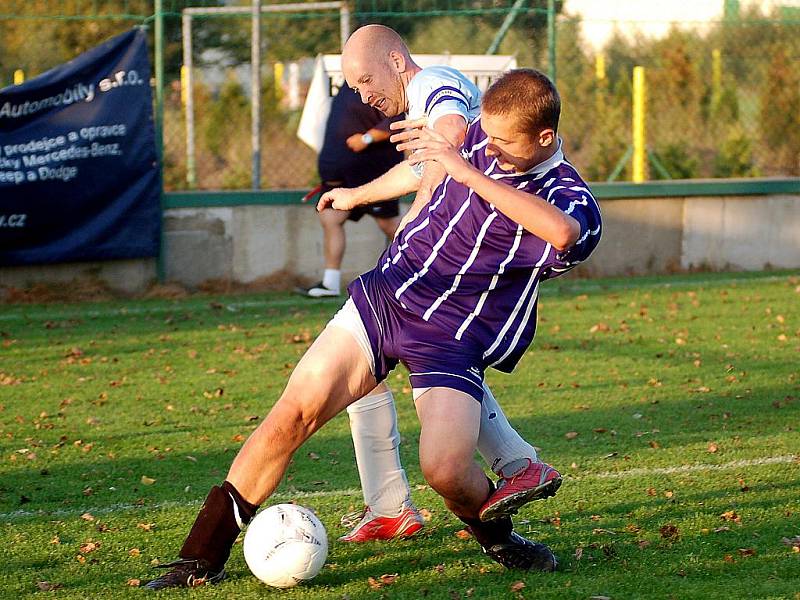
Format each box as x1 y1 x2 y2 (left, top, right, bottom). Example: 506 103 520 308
2 0 799 190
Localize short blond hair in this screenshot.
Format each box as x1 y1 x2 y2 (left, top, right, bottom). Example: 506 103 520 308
482 69 560 136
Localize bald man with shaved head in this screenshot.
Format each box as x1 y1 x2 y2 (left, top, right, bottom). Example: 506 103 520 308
320 25 561 545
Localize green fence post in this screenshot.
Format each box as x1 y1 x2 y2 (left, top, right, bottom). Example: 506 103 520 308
154 0 166 283
547 0 556 82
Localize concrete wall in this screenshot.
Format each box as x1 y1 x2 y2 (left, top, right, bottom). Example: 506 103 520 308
2 192 798 294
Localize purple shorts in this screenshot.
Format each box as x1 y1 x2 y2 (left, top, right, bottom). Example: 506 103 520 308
348 270 485 402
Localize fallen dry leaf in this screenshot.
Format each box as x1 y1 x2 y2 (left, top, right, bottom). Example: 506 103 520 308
127 579 141 587
80 541 100 554
707 442 719 453
455 529 472 540
140 476 156 485
137 522 154 532
781 536 800 550
379 574 398 585
510 581 526 592
129 548 140 557
720 510 741 523
565 431 579 439
36 581 62 591
660 524 679 540
80 512 94 521
738 548 756 557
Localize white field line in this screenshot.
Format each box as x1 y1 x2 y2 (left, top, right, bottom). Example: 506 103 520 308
0 273 794 324
1 455 795 523
0 298 320 323
572 454 797 480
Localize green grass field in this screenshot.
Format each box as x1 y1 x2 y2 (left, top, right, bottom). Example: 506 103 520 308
1 271 798 599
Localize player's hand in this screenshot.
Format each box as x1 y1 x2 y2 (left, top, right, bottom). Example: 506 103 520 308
345 133 368 153
393 127 475 184
317 187 360 212
389 116 428 140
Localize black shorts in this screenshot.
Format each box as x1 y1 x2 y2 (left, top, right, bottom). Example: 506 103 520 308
319 181 400 222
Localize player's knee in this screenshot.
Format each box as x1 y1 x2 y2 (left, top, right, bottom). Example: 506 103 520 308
319 208 347 229
420 458 468 497
275 390 325 438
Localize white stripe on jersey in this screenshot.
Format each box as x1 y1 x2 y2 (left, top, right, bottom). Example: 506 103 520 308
482 241 551 361
422 210 498 321
383 215 431 272
455 224 523 341
428 175 453 212
358 276 384 338
490 279 541 368
545 185 567 201
564 159 603 218
382 177 454 273
394 193 474 300
463 136 489 159
564 195 588 215
575 223 602 246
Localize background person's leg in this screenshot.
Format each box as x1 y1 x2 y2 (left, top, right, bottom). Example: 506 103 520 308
309 207 350 296
375 214 401 240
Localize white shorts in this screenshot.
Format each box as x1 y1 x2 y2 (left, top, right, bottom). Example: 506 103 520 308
325 297 376 376
326 297 433 400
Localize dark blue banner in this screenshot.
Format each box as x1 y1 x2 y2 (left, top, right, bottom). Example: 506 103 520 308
0 28 160 266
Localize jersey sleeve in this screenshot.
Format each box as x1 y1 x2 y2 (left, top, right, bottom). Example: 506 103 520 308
407 68 472 128
547 184 602 274
424 86 472 128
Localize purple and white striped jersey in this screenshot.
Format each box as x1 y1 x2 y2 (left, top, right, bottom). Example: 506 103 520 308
368 117 602 373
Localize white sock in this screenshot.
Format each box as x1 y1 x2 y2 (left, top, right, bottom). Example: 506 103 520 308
322 269 341 292
346 390 410 517
477 383 538 478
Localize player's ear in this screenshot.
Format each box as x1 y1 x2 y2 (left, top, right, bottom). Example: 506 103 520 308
538 128 555 148
388 50 406 73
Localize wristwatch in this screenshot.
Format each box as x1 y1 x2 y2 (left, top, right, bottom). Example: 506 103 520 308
361 132 374 145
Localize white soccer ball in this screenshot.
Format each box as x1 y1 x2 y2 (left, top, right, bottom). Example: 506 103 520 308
243 503 328 588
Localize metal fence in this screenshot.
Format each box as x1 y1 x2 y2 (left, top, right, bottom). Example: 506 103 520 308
2 0 799 191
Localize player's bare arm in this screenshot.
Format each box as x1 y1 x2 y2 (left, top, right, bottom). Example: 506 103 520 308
399 126 580 252
316 160 420 212
389 114 468 233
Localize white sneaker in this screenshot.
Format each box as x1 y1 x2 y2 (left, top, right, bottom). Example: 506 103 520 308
296 281 340 298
